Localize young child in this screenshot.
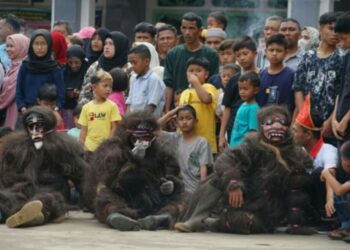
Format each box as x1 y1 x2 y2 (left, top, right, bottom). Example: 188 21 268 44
126 44 165 118
79 70 121 152
67 104 82 140
229 71 260 148
258 34 295 114
160 105 213 194
179 57 218 154
207 11 228 31
321 141 350 242
234 36 259 73
208 39 236 89
216 64 241 118
37 83 65 130
108 67 129 117
219 36 259 151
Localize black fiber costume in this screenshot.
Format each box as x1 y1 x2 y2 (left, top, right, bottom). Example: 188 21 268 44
84 111 184 229
0 106 86 224
177 105 315 234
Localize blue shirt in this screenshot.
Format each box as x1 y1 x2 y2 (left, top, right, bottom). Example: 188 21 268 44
126 69 165 118
258 67 295 114
0 43 10 72
230 102 260 148
16 63 65 110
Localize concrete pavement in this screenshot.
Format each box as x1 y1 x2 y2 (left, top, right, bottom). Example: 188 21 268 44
0 211 348 250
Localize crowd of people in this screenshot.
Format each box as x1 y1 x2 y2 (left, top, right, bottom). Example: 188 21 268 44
0 9 349 244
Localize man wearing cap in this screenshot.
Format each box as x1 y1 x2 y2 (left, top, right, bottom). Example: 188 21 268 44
205 28 227 51
292 94 338 224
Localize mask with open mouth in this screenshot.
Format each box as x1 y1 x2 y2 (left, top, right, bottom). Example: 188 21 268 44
261 113 289 143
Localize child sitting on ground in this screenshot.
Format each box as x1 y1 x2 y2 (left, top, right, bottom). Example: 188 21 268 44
160 104 213 194
79 70 121 152
229 71 260 148
321 141 350 243
37 83 65 130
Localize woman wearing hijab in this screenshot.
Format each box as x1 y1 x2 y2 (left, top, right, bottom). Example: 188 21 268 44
16 29 65 114
86 27 110 66
62 45 88 128
51 31 68 66
78 31 129 105
0 34 29 129
74 26 96 53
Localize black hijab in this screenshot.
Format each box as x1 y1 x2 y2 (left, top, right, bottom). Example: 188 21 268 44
64 45 88 89
63 45 88 109
24 29 58 73
86 27 110 66
98 31 129 72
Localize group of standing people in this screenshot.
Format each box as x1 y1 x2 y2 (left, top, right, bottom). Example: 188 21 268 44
0 9 348 245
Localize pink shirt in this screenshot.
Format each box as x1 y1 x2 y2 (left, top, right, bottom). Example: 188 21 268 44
108 91 126 116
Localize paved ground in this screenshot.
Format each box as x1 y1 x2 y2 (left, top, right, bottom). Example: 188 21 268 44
0 211 348 250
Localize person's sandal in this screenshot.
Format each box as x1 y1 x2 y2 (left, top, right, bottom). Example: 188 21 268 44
344 236 350 243
328 229 348 240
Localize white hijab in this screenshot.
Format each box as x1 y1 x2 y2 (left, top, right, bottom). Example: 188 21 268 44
133 41 164 79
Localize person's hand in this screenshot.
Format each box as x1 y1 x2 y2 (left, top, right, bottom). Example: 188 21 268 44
73 88 80 98
160 178 174 195
21 107 27 114
187 73 199 86
321 117 332 138
337 117 349 137
228 188 243 208
325 199 336 217
219 135 228 152
332 118 343 140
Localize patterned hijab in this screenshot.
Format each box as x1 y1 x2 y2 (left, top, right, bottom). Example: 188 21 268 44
24 29 58 73
98 31 129 71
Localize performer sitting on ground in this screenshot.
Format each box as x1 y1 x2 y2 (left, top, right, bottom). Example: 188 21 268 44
84 111 184 231
175 105 316 234
0 106 87 228
292 94 338 226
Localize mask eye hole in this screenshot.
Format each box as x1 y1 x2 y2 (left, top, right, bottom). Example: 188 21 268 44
263 119 273 126
279 119 288 126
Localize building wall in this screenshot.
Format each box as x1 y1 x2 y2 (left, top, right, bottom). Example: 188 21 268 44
104 0 145 42
288 0 320 27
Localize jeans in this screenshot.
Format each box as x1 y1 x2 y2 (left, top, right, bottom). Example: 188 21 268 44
334 193 350 229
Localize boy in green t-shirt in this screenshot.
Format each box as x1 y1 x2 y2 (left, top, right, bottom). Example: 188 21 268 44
79 70 121 152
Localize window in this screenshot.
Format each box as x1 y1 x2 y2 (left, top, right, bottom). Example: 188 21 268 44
212 0 259 8
267 0 288 9
158 0 204 6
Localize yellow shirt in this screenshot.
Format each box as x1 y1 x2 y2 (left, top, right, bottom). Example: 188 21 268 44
180 83 218 153
79 99 121 151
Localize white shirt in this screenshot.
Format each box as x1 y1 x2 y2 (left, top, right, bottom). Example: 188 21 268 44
313 143 338 170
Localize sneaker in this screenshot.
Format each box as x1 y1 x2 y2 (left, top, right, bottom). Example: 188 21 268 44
6 200 43 228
